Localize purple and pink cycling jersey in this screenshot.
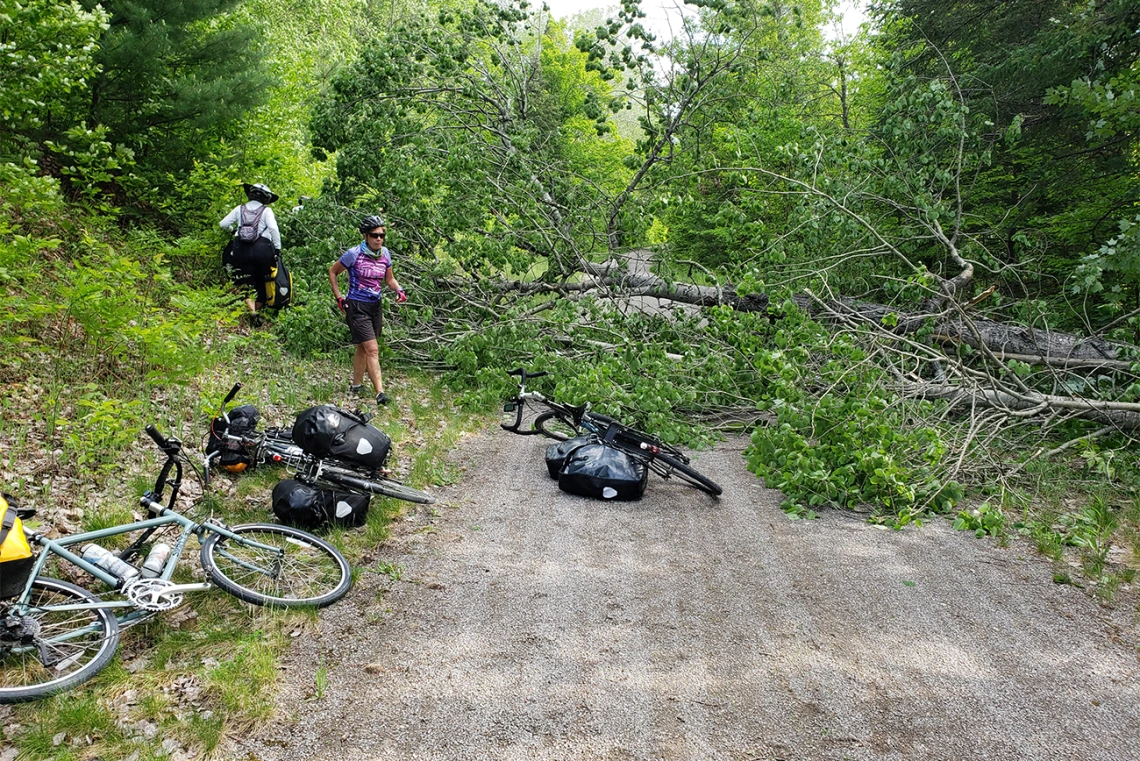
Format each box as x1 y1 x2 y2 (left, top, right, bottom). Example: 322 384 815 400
339 243 392 302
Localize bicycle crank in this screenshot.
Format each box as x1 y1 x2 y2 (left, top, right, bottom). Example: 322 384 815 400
123 578 186 611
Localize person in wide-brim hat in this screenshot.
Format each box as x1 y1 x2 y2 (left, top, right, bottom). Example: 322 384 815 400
221 183 283 313
242 182 279 204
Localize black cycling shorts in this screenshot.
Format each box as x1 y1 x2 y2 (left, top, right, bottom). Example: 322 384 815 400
346 298 382 344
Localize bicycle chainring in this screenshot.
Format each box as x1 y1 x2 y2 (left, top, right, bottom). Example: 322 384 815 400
123 578 185 611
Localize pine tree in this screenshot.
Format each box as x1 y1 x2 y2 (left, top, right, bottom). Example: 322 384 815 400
81 0 273 183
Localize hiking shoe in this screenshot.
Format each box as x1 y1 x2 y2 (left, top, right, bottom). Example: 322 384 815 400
349 383 365 395
376 392 390 406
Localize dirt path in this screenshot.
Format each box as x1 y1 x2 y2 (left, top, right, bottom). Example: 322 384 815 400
235 429 1140 761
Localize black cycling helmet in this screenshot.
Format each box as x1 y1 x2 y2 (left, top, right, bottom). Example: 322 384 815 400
243 182 279 204
358 215 386 234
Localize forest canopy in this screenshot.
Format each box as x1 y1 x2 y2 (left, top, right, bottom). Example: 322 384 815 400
1 0 1139 528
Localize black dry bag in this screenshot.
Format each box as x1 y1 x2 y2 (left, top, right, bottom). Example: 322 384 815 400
557 443 648 501
544 435 597 480
291 405 391 470
264 253 292 309
272 479 369 530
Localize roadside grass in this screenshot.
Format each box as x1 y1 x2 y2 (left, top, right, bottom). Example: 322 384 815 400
951 455 1140 601
5 357 479 760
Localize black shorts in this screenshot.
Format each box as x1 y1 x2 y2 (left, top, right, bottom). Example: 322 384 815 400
346 299 382 344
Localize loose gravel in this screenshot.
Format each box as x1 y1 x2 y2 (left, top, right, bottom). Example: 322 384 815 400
234 429 1140 761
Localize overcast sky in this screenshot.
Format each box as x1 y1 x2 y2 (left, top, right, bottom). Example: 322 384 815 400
542 0 868 39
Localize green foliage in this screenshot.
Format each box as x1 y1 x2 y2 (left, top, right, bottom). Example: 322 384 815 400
1072 214 1140 323
44 124 136 212
743 305 963 520
311 1 634 274
873 0 1140 326
0 0 108 147
953 501 1005 538
61 388 147 476
81 0 273 197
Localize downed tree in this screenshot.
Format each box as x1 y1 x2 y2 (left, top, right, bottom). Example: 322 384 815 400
408 249 1140 434
475 254 1138 368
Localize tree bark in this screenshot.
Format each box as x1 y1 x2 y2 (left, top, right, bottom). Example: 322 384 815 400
900 381 1140 430
568 256 1135 366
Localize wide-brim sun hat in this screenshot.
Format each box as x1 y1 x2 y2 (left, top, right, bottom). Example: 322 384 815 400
242 182 279 204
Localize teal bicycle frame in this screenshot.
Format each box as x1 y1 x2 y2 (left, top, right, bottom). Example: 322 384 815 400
9 422 287 628
10 501 281 627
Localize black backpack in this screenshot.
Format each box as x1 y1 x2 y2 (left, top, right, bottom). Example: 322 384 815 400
237 204 266 242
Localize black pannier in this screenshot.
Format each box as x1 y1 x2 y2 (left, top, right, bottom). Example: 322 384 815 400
557 443 648 501
544 435 597 479
205 404 260 473
292 405 391 470
271 479 370 530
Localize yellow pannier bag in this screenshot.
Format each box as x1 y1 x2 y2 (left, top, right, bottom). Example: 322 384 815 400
1 495 35 598
0 496 32 562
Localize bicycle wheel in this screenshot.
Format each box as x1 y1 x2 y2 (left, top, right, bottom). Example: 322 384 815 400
318 466 435 504
534 411 578 441
650 452 723 497
200 524 351 608
0 578 120 703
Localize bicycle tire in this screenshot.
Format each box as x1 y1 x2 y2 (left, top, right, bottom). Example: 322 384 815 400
317 465 435 504
534 411 578 441
0 578 121 703
649 452 723 496
200 524 351 608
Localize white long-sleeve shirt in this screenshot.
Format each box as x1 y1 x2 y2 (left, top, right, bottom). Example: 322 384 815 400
220 201 281 250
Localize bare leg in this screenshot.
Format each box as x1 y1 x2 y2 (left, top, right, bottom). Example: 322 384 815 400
352 345 367 386
357 339 383 393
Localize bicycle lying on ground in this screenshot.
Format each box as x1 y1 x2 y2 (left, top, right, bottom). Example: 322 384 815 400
205 383 434 504
500 368 722 496
0 425 352 703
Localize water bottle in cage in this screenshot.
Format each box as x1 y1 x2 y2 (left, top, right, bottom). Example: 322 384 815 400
140 542 172 578
81 544 140 581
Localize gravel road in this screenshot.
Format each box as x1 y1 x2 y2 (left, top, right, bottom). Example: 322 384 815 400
235 428 1140 761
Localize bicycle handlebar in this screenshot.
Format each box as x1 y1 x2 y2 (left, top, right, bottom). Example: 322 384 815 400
506 367 548 383
145 424 168 448
500 396 528 433
144 424 183 512
223 382 242 406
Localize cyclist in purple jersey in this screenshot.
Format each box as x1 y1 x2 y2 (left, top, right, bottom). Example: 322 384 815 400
328 215 407 407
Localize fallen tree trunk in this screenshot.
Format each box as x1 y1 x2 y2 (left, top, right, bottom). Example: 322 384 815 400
899 381 1140 430
568 258 1137 366
423 256 1140 431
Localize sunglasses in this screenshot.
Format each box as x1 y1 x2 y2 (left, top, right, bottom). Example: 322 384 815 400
366 232 386 239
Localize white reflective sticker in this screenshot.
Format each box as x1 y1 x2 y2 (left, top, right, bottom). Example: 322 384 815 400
280 286 289 296
603 487 618 499
336 500 353 518
357 438 374 455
